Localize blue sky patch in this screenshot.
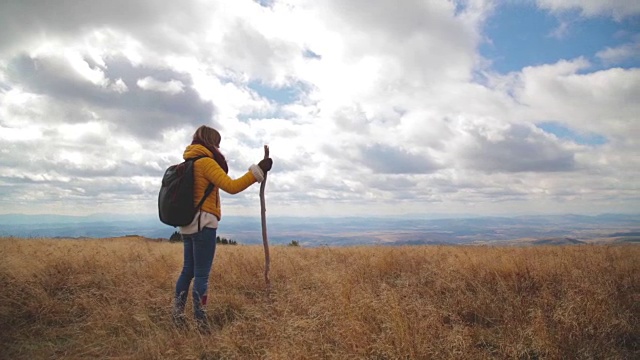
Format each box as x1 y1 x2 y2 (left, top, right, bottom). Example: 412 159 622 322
253 0 274 8
481 3 640 73
538 122 607 146
303 49 322 60
248 81 302 104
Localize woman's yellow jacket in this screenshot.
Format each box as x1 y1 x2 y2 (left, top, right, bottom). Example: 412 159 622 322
183 144 258 220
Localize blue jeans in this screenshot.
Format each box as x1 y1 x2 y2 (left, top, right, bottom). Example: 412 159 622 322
174 227 217 321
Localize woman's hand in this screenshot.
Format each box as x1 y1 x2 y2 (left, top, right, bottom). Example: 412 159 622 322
258 158 273 173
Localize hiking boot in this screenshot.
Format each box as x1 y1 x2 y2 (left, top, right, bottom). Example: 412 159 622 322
195 316 211 334
172 313 188 330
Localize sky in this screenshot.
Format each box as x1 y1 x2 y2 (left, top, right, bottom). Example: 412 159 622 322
0 0 639 219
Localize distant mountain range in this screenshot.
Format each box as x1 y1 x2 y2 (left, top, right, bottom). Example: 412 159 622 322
0 213 638 246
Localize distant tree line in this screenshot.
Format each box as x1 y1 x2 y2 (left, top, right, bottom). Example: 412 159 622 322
216 236 238 245
169 231 182 242
169 231 238 245
169 232 305 247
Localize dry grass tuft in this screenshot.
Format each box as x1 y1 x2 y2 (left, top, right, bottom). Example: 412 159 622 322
0 237 638 359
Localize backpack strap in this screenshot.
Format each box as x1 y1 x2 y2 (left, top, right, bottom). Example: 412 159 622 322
188 156 215 232
196 183 215 232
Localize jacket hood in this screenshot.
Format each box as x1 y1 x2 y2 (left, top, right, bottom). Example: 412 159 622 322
183 144 213 160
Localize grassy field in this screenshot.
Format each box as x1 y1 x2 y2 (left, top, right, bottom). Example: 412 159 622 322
0 237 638 359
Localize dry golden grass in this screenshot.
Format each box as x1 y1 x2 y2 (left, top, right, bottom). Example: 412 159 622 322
0 237 638 359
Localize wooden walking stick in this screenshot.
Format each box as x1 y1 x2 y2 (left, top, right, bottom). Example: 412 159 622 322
260 145 271 290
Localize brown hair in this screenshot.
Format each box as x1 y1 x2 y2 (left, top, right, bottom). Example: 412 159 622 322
192 125 221 149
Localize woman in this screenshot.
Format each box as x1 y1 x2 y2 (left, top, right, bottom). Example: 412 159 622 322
172 125 272 332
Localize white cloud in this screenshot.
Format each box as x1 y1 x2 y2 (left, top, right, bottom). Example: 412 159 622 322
548 20 572 39
109 78 129 93
0 0 638 217
596 41 640 65
509 58 640 140
136 76 184 94
65 50 108 87
536 0 640 19
0 124 43 142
